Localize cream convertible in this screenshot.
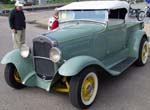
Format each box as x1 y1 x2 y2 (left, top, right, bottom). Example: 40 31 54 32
1 1 149 109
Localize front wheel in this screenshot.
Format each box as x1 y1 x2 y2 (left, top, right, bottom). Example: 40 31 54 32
135 37 149 66
4 63 26 89
69 67 99 109
137 11 145 21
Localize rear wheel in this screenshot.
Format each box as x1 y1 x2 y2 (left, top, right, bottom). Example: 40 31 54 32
69 67 98 109
5 63 26 89
137 11 145 21
135 37 149 66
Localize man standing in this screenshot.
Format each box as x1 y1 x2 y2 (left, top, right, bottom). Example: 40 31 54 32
9 1 26 49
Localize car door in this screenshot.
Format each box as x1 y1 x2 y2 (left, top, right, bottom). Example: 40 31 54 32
92 32 107 60
104 21 127 55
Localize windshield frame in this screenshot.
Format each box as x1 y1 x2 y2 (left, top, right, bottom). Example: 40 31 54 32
59 9 109 23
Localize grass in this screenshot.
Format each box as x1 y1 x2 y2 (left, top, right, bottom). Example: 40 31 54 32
0 4 14 9
48 0 76 4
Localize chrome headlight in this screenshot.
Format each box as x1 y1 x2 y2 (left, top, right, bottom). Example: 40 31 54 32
20 44 30 58
49 47 61 63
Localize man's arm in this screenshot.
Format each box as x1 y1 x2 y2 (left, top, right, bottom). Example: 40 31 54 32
9 10 15 29
22 11 26 29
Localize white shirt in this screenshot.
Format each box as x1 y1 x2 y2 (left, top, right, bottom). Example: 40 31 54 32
48 16 55 30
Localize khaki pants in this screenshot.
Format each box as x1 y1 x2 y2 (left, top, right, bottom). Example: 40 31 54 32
12 29 25 49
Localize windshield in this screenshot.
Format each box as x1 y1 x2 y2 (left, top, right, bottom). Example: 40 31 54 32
59 10 108 23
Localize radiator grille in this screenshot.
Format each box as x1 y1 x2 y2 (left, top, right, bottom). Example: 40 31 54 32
33 37 55 80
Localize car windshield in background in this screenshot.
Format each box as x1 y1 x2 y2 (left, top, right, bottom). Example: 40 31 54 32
59 10 108 22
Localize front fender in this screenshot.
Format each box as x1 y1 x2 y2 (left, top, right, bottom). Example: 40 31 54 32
58 56 105 76
1 49 35 85
128 30 148 58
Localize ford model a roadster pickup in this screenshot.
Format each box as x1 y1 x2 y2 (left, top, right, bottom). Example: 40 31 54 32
1 1 149 109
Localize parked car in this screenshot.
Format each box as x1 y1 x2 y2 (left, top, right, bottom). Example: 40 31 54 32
1 1 149 109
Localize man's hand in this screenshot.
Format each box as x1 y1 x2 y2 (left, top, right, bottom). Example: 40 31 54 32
12 29 17 33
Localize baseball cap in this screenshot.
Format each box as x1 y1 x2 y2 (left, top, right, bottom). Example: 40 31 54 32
15 1 24 7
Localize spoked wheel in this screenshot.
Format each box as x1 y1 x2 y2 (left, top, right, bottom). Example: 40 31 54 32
69 67 99 109
137 11 145 21
5 63 26 89
135 37 149 66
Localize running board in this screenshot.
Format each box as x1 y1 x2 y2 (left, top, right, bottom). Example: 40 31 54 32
109 57 136 75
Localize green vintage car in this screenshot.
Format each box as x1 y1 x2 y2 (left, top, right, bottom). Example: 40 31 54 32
1 1 149 109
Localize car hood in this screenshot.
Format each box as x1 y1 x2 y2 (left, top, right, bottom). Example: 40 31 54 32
44 23 106 43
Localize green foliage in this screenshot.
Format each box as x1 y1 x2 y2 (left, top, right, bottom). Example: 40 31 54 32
0 4 14 9
48 0 73 4
1 0 15 4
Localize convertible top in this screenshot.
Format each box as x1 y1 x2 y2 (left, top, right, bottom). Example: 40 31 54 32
57 1 129 11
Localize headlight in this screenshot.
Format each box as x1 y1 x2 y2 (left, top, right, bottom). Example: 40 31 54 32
20 44 30 58
49 47 61 63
